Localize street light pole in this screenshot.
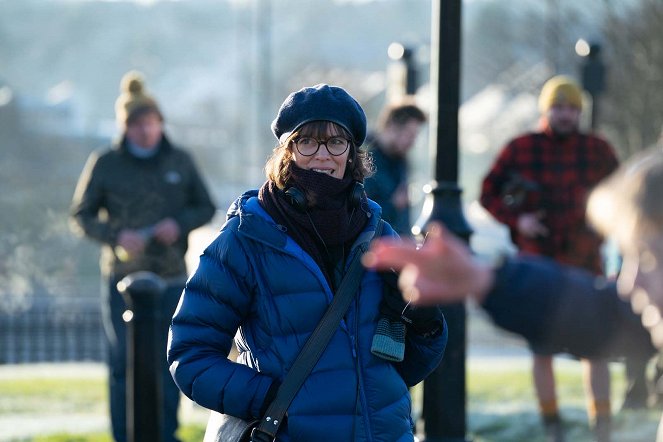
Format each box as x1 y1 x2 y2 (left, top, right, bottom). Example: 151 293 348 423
576 40 605 131
413 1 471 441
387 42 418 101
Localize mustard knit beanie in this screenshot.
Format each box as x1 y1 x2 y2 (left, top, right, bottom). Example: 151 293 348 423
538 75 583 113
114 70 162 127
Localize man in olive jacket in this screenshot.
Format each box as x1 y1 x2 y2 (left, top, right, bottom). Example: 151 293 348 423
70 71 216 442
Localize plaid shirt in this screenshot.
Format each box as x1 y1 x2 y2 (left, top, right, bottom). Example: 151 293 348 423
480 128 619 273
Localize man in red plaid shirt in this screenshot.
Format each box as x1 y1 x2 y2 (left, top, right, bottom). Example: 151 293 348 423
480 75 619 442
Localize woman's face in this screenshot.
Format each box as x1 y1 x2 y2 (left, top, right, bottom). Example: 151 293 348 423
125 111 163 149
546 103 580 136
291 122 350 180
382 119 422 157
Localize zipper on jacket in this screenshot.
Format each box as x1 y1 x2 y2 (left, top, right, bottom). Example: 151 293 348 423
353 296 374 442
350 335 357 359
356 345 373 441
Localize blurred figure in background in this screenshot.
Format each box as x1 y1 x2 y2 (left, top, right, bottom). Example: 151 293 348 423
479 75 620 441
69 71 216 442
364 97 426 236
364 145 663 441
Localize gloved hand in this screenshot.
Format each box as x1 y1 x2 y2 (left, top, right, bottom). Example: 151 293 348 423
379 270 443 337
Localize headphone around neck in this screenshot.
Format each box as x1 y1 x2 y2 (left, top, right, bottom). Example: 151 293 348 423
283 182 365 213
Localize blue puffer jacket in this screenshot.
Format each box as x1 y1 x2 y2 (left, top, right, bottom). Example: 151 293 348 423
168 190 447 442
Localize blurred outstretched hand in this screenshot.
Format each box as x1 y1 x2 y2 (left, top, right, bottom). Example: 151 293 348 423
362 222 494 306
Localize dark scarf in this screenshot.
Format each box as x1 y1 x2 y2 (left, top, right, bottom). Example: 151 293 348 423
258 164 368 290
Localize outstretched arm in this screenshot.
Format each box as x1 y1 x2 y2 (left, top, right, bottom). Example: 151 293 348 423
364 223 646 359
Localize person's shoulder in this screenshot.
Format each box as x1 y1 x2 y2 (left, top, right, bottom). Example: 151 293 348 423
88 141 122 165
165 140 189 153
215 196 247 242
508 132 541 145
377 218 398 238
494 132 539 158
162 137 194 159
225 189 260 220
582 132 615 148
365 197 383 219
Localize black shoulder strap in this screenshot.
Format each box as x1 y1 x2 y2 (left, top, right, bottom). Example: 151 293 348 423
251 219 384 442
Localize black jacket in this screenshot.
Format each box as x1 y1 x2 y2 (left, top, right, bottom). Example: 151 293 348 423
483 256 654 360
70 134 216 278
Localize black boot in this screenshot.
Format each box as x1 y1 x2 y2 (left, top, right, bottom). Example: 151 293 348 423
542 414 565 442
592 415 612 442
621 356 650 410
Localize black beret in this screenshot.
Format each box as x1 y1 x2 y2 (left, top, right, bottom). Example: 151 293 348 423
271 84 367 147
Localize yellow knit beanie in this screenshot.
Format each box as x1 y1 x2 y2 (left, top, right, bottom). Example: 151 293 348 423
114 70 162 127
538 75 583 113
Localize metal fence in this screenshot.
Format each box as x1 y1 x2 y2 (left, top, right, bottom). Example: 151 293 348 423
0 292 526 365
0 297 105 364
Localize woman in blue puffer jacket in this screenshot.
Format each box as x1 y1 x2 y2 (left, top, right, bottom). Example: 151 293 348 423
167 84 447 442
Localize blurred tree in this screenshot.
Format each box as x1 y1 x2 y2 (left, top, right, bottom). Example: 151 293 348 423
0 120 99 309
463 2 520 100
600 0 663 156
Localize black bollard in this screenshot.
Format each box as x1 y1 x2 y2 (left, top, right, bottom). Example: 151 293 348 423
117 271 167 442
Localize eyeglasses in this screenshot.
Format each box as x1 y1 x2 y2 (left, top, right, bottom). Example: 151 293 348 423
293 136 350 156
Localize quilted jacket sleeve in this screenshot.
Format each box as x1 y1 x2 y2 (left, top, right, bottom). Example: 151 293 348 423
70 151 117 244
482 256 651 359
395 316 447 386
167 220 275 420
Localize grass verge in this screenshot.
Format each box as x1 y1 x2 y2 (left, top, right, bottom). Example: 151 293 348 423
0 358 659 442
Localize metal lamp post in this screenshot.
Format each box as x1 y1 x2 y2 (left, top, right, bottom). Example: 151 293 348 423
387 42 419 99
576 39 606 130
413 1 472 441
